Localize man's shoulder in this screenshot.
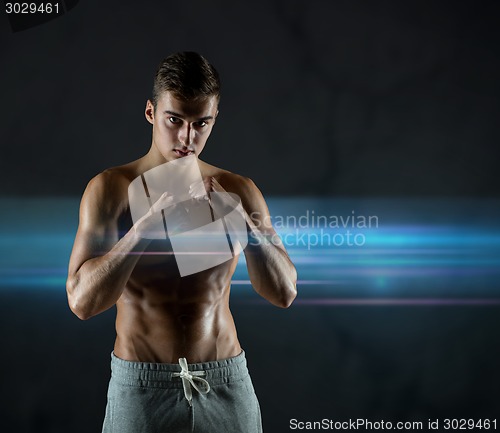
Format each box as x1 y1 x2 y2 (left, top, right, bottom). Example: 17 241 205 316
202 162 258 198
204 164 271 219
86 166 132 196
82 162 140 217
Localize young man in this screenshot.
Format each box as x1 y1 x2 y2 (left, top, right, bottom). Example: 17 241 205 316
66 51 297 433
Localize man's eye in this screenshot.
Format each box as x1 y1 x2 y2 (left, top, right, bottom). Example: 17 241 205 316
194 121 207 127
169 117 181 124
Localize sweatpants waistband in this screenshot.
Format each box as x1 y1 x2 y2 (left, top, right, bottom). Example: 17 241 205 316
110 350 248 389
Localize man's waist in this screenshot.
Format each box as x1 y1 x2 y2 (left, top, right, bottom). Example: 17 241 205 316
109 350 248 388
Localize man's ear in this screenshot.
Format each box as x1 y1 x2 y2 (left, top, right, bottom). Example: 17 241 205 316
145 100 155 125
214 109 219 124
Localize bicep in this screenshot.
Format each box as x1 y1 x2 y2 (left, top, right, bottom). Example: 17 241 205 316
238 178 286 251
68 175 120 277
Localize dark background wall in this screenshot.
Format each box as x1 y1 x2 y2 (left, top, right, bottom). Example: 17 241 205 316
1 0 499 197
1 1 500 433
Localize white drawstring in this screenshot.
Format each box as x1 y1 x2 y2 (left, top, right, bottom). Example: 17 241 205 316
172 358 211 406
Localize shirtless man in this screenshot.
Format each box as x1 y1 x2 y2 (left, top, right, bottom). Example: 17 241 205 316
66 52 297 433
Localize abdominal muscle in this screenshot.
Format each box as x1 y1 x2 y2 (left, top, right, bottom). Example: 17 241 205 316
112 255 242 364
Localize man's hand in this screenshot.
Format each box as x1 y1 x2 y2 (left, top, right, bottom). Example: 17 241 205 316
133 192 175 238
189 177 212 201
210 177 240 208
211 177 278 247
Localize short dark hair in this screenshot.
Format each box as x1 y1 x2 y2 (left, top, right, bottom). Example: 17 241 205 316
151 52 220 108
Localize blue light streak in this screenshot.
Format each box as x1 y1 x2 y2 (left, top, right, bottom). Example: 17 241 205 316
1 197 499 304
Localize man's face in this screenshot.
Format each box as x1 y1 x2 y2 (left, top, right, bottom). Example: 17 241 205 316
145 91 218 162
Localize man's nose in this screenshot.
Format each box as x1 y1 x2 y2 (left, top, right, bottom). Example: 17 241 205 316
178 124 192 146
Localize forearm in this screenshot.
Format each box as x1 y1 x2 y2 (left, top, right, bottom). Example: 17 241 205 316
67 229 151 320
245 219 297 308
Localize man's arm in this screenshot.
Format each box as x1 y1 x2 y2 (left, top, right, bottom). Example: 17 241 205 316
212 176 297 308
66 171 172 320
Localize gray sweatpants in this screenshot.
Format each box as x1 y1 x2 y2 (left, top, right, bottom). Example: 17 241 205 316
102 350 263 433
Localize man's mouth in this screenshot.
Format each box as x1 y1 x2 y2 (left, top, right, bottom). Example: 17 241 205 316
174 149 194 157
